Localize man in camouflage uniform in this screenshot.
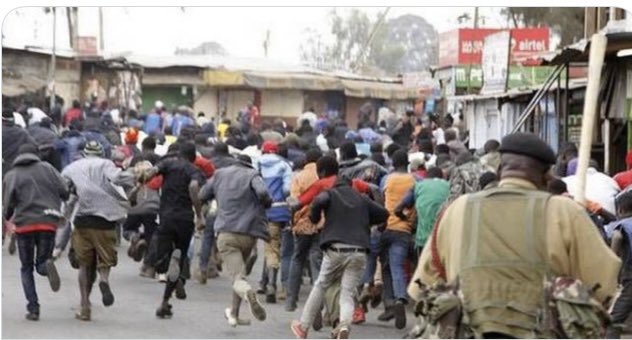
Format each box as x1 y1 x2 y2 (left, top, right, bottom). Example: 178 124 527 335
410 132 620 338
447 151 484 202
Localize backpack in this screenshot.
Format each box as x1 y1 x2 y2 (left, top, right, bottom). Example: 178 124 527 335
421 187 609 339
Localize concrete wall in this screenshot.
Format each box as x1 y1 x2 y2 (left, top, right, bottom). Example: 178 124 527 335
3 49 80 109
193 86 219 119
260 89 304 119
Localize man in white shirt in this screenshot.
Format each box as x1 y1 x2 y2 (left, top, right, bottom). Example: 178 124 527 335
563 160 621 214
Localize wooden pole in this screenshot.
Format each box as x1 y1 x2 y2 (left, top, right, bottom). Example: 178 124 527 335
575 34 607 205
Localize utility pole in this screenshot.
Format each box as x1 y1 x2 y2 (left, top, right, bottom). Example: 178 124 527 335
99 7 104 51
49 7 57 111
466 7 479 94
473 6 479 28
263 29 270 58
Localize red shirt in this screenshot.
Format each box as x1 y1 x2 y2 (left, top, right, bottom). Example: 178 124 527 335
64 108 83 127
614 170 632 191
298 175 370 207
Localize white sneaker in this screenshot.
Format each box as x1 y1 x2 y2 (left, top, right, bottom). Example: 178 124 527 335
158 273 167 283
224 308 251 327
52 248 62 259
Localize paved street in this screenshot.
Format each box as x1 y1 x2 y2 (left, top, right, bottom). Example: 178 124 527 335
2 237 410 339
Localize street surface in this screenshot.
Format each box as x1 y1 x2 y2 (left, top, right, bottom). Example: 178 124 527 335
2 237 411 339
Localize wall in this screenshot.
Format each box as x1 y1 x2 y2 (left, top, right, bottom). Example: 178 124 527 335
2 49 80 108
220 89 254 120
260 89 304 119
464 98 501 149
193 86 219 118
81 63 142 111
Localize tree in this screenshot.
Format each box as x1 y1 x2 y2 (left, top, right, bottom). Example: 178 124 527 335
501 7 584 46
299 9 438 76
175 41 228 56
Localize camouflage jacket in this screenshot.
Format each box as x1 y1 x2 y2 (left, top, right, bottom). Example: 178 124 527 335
447 160 485 202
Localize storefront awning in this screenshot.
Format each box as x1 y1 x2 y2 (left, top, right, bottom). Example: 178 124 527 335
340 79 419 100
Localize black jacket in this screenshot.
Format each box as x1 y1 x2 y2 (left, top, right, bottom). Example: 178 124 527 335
3 153 69 227
310 178 388 250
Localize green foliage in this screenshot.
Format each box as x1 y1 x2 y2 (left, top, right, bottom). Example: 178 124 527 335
300 9 438 76
501 7 585 46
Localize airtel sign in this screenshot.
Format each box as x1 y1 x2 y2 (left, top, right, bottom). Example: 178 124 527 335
438 27 549 67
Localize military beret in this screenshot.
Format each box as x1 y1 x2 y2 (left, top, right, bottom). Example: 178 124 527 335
499 132 556 165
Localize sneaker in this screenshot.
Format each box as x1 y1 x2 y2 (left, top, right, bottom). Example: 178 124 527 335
370 284 383 308
290 320 308 339
246 290 267 321
196 269 208 285
256 284 266 295
45 259 60 292
313 311 323 331
127 233 140 259
139 265 156 279
25 311 39 321
135 239 147 262
336 326 350 339
99 281 115 307
377 307 395 322
224 308 252 327
394 301 407 330
156 303 173 319
285 302 297 312
167 249 181 282
207 267 220 279
158 273 167 283
277 287 287 301
266 286 277 304
352 306 365 324
75 306 91 321
52 247 63 260
175 279 187 300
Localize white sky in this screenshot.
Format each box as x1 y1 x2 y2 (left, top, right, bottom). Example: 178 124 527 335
2 7 507 63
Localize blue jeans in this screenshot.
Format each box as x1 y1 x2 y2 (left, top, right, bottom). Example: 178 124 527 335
362 228 382 284
17 231 56 313
379 230 412 302
198 213 216 270
280 227 294 290
287 233 323 306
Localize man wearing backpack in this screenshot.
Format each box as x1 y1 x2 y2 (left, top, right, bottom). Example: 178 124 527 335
411 132 620 339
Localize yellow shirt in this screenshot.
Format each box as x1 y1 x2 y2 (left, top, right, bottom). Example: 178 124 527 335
409 177 621 304
384 172 416 233
217 123 229 139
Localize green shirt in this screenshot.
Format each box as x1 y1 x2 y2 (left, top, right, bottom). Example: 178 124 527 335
414 178 450 248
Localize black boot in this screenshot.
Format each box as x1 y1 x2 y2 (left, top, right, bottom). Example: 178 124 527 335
265 268 278 304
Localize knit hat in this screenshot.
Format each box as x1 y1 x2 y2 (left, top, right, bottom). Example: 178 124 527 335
261 141 278 154
83 140 103 156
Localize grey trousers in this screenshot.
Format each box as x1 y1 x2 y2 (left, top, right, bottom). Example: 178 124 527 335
299 246 366 330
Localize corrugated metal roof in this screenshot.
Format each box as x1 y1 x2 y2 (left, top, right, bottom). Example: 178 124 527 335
2 41 76 58
447 78 587 102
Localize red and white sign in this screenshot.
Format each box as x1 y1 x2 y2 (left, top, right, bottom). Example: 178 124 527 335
75 36 98 57
438 27 550 67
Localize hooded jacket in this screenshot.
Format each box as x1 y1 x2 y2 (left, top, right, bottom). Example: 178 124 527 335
256 153 293 222
2 123 36 173
3 153 69 228
199 162 272 241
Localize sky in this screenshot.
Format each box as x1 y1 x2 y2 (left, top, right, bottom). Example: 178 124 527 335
2 7 508 63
